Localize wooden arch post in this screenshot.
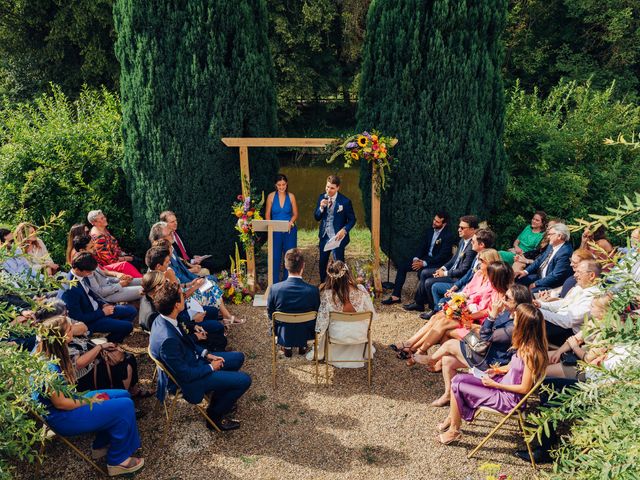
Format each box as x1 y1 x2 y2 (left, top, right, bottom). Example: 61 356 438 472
221 137 389 296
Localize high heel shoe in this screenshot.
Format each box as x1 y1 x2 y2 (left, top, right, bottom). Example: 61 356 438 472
438 430 461 445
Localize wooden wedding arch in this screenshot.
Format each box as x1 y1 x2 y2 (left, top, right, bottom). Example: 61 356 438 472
221 137 386 295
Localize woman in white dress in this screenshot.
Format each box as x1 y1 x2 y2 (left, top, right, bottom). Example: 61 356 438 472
307 261 376 367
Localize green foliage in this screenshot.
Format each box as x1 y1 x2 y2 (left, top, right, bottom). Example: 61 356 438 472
493 80 640 247
357 0 508 265
0 86 133 264
526 195 640 478
0 0 119 100
504 0 640 98
114 0 278 269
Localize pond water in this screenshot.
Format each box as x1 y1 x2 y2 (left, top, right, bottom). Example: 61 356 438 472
277 165 366 230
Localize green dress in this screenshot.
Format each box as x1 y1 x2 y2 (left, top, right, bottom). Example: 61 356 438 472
500 225 544 264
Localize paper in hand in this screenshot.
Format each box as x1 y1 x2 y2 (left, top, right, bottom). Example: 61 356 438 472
323 234 343 252
471 367 487 379
198 279 213 293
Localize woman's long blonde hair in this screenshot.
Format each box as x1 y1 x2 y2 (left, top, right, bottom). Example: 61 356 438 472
511 304 548 381
14 222 37 249
35 315 76 385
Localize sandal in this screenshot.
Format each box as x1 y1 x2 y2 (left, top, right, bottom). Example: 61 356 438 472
223 316 246 326
389 341 410 353
107 457 145 476
438 430 461 445
437 417 451 432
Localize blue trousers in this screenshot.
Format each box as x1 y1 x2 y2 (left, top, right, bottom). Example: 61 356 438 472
431 281 454 312
45 389 140 466
272 227 297 284
87 305 137 343
202 351 252 420
319 236 347 283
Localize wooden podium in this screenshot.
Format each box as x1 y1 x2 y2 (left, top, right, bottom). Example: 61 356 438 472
251 219 291 307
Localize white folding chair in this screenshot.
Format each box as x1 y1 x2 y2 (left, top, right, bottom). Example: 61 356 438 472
325 311 373 387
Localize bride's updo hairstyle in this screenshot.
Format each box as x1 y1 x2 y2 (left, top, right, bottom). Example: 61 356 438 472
323 260 357 305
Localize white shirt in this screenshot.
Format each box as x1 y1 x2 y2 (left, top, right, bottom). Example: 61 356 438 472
443 238 471 275
539 284 600 332
73 271 99 310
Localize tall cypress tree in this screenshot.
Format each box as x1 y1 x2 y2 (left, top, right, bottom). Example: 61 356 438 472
357 0 507 266
114 0 277 267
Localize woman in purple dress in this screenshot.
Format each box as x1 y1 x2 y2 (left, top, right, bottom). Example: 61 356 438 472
438 303 548 444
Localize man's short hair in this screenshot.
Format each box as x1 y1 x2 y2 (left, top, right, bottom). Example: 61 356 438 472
326 174 341 186
152 239 171 249
35 299 68 321
474 228 496 249
145 246 170 270
87 209 103 224
435 210 450 224
579 258 602 277
459 215 479 229
72 235 91 251
71 252 98 272
284 248 305 274
549 223 570 242
152 281 182 315
159 210 176 222
148 221 168 243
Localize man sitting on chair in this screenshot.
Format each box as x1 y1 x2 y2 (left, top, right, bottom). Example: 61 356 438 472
149 281 251 431
267 248 320 357
160 210 213 274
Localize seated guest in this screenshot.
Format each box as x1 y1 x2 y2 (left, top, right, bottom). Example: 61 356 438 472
427 228 496 320
35 300 152 397
308 261 376 367
0 228 38 280
537 248 594 301
88 209 142 278
535 259 601 346
438 303 548 445
580 225 615 270
149 281 251 431
515 223 573 293
66 223 90 264
499 211 547 265
513 218 559 272
14 222 59 275
426 284 533 407
160 210 213 273
61 253 136 343
73 236 142 303
267 248 320 357
393 252 511 363
382 210 454 305
404 215 478 314
35 315 144 476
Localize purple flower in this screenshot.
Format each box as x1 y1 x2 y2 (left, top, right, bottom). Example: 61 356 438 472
362 131 370 138
346 141 357 149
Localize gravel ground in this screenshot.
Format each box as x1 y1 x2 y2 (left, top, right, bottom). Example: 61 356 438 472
27 247 542 480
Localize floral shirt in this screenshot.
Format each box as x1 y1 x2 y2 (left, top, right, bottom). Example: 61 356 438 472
91 230 123 266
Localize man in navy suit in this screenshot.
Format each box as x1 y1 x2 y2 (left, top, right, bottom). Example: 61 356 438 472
404 215 479 314
267 248 320 357
60 252 136 343
314 175 356 283
149 281 251 431
515 223 573 293
382 210 455 305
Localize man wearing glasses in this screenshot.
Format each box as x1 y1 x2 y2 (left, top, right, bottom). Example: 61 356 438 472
404 215 478 314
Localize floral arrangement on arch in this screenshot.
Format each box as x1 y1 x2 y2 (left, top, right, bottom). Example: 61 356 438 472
443 292 470 322
232 177 265 250
217 244 253 304
328 130 397 196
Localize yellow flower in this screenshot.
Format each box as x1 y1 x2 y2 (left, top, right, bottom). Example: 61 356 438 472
350 152 359 160
228 286 235 296
371 134 378 142
357 135 367 147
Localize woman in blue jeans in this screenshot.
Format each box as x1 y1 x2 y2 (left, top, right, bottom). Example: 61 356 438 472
35 315 144 476
265 173 298 284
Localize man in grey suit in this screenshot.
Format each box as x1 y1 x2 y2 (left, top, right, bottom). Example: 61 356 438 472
404 215 479 314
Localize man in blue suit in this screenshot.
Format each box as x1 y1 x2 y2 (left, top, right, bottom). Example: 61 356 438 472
149 281 251 431
515 223 573 293
314 175 356 283
267 248 320 357
60 252 136 343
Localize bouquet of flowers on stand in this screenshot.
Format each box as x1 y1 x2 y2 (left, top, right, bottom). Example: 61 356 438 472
232 178 265 250
351 260 376 300
443 292 471 326
216 244 253 305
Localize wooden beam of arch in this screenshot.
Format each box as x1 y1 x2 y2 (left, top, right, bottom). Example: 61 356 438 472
221 137 337 148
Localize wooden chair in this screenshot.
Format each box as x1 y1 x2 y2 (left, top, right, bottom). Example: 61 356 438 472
324 311 373 387
467 378 545 469
147 347 221 445
32 410 108 478
271 311 319 387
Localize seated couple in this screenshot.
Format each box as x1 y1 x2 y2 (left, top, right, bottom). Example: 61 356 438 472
267 249 376 366
149 280 251 431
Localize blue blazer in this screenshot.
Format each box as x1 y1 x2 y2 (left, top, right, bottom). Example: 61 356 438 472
479 310 515 366
443 239 477 280
525 242 574 289
149 315 213 404
267 277 320 347
415 227 455 268
60 272 106 325
314 192 356 244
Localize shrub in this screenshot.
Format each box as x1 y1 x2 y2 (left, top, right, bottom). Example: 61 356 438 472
0 86 133 264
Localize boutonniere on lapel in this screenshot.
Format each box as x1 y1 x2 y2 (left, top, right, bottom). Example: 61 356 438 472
337 205 344 213
435 238 442 245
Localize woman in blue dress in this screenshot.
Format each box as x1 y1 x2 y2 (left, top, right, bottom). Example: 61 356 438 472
265 173 298 284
